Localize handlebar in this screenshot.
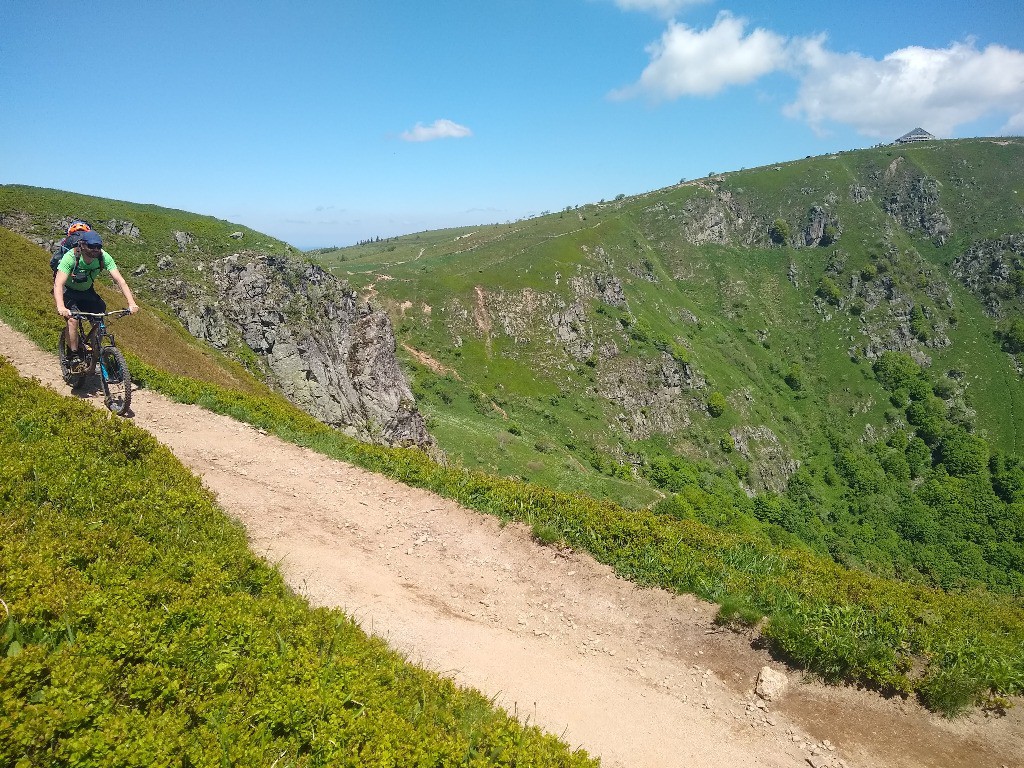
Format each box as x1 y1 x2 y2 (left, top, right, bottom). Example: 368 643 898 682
68 309 133 320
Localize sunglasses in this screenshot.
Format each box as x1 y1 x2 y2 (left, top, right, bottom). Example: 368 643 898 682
82 243 102 251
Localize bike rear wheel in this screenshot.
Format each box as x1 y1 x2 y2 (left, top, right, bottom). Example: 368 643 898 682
99 346 132 415
57 328 89 389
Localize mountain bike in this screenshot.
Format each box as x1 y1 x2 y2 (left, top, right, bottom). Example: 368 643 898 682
58 309 133 416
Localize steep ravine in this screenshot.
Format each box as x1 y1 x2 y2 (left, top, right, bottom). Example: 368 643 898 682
1 320 1021 768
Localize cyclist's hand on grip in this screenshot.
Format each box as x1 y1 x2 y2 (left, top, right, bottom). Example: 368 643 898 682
128 302 139 315
58 307 72 319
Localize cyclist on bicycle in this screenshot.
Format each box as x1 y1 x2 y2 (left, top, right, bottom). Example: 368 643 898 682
53 230 139 370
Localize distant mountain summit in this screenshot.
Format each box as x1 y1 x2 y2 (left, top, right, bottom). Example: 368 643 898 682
894 127 936 144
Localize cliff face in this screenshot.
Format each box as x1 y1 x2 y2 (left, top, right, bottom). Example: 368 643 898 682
161 251 433 448
1 204 435 450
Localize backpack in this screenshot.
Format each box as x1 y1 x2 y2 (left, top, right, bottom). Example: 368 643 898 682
50 232 85 275
50 219 92 276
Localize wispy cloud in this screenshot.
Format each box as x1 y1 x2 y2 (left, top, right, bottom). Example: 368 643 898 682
613 12 1024 138
610 12 789 100
400 119 473 142
611 0 706 18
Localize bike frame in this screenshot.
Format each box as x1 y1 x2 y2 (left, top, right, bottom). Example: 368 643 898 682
69 309 129 374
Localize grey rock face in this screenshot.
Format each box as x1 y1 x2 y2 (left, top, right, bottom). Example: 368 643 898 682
950 234 1024 317
593 272 627 307
596 353 704 440
678 189 749 245
0 212 32 231
550 301 595 362
849 184 871 203
107 219 141 239
641 182 762 247
787 261 800 288
883 171 952 244
803 205 840 246
729 425 799 494
173 231 195 252
163 252 432 449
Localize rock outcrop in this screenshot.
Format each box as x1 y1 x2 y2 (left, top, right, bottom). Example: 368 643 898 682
881 163 952 244
550 301 595 362
161 252 433 449
597 352 703 439
729 425 799 494
173 230 195 252
107 219 141 239
640 182 763 248
803 205 840 247
950 234 1024 317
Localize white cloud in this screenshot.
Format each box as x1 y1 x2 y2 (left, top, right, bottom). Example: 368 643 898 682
614 11 1024 139
612 0 705 18
610 12 789 100
785 39 1024 138
400 119 473 142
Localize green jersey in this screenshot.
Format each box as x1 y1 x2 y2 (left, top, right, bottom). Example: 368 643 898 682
57 249 118 292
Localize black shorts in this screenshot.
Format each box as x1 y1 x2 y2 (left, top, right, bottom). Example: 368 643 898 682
63 287 106 315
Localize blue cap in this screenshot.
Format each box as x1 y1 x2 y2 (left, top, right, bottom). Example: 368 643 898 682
80 230 103 247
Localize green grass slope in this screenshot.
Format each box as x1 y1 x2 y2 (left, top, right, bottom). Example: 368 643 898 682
0 361 595 767
313 138 1024 596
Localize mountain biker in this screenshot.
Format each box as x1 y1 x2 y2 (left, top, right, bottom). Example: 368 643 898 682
53 230 139 370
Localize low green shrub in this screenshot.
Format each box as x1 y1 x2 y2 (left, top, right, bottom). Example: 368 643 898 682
706 391 727 418
41 355 1024 716
0 361 595 766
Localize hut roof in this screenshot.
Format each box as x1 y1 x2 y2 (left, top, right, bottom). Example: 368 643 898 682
894 127 936 144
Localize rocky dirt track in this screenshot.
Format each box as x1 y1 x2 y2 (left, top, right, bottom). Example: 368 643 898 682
2 319 1021 768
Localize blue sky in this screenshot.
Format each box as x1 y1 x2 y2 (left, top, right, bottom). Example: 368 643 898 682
3 1 1023 249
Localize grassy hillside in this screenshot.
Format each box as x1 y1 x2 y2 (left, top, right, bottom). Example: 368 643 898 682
312 138 1024 595
0 361 595 766
318 140 1024 455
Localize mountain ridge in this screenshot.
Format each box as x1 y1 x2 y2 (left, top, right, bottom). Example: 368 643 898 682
311 136 1024 595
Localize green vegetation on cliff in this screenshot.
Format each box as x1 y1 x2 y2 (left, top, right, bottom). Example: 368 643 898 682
313 139 1024 596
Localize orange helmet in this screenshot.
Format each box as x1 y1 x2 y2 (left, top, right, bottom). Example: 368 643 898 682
67 220 91 235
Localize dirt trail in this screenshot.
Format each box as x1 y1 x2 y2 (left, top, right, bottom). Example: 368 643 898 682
2 319 1021 768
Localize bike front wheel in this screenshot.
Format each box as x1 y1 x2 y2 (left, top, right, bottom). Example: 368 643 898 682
99 346 132 416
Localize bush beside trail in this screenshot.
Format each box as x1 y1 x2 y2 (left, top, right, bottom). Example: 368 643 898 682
120 360 1024 716
0 360 595 767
